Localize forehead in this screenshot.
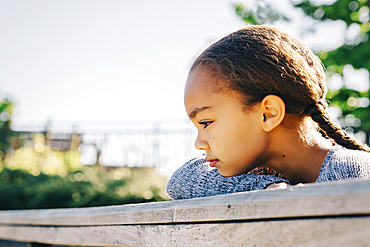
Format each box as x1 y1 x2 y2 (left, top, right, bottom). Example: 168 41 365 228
185 67 244 100
184 68 219 106
185 67 215 93
184 67 244 116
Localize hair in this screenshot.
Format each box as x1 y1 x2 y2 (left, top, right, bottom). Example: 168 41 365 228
191 25 370 152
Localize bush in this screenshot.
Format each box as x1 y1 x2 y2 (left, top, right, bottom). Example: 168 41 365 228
0 165 169 210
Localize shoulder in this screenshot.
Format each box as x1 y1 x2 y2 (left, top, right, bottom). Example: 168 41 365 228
326 145 370 165
317 145 370 182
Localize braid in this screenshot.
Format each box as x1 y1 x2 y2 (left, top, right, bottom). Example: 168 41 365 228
307 101 370 152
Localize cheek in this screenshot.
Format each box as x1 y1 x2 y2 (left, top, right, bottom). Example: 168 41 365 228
229 125 256 150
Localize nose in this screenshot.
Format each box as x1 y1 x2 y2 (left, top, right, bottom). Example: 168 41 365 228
194 132 209 151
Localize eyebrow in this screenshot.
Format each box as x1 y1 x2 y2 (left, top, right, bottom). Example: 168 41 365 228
188 106 212 119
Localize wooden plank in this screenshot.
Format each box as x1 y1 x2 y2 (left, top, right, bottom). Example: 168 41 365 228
0 179 370 226
0 217 369 246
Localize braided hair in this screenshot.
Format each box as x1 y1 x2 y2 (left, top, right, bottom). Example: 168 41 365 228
307 100 370 152
191 25 370 152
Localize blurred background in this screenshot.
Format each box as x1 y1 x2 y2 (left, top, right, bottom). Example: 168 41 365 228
0 0 369 210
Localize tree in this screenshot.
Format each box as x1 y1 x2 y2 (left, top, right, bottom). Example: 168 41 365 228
234 0 370 145
0 97 14 155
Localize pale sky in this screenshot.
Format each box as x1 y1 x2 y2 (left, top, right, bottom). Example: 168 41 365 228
0 0 347 131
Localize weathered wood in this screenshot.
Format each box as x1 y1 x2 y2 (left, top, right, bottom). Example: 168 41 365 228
0 179 370 246
1 217 369 246
1 179 370 226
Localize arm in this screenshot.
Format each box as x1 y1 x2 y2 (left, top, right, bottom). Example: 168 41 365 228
166 156 290 200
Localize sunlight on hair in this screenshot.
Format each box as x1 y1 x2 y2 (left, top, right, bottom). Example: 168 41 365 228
298 117 332 148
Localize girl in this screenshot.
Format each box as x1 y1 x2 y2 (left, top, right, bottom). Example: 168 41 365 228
166 25 370 200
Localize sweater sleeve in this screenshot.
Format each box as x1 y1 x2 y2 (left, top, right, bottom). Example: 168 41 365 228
165 156 290 200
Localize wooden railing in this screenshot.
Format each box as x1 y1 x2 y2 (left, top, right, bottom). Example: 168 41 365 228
1 179 370 246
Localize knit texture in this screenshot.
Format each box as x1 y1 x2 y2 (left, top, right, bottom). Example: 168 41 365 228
166 145 370 200
165 156 289 200
316 145 370 182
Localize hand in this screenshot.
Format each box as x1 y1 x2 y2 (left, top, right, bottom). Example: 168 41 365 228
266 182 290 189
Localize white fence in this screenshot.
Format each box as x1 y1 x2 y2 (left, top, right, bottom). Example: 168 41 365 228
80 128 202 176
12 120 204 176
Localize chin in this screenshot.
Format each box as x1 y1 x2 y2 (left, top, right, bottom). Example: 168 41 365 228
217 169 236 177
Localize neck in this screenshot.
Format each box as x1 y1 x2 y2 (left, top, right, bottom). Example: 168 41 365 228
264 122 332 184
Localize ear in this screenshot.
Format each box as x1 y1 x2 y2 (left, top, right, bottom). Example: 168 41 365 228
259 95 285 132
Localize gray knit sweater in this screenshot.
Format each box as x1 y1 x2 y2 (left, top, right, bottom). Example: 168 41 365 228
165 145 370 200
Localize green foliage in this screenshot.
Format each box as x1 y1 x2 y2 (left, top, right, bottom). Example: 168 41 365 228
234 2 289 25
295 0 370 142
296 0 370 70
4 135 84 177
0 96 169 210
235 0 370 144
295 0 370 25
0 131 169 210
0 97 14 154
0 165 169 210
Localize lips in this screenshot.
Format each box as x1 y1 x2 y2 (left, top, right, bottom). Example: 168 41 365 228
206 158 219 167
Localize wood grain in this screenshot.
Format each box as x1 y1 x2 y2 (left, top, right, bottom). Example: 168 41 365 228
1 217 369 246
1 180 370 246
1 179 370 226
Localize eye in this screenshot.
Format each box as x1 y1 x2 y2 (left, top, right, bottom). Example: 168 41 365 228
198 120 213 129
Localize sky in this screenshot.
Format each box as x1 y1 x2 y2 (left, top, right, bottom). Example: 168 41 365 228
0 0 348 132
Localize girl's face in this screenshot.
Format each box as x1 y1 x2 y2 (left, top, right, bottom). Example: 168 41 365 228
184 67 270 177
